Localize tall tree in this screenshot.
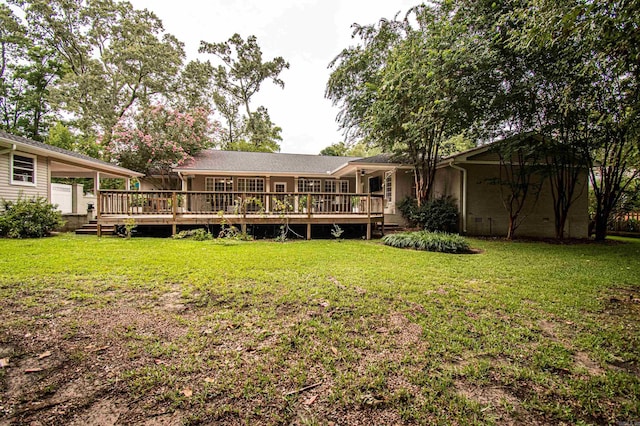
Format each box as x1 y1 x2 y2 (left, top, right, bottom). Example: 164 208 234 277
488 134 546 240
16 0 185 146
1 4 61 140
484 0 640 239
199 33 289 152
327 4 490 204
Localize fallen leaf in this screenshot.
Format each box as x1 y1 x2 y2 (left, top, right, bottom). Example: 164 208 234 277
203 377 215 383
37 351 52 359
303 395 317 405
24 368 44 373
154 359 166 365
90 345 110 353
24 333 32 338
330 346 338 355
319 301 330 308
0 358 9 368
181 388 193 397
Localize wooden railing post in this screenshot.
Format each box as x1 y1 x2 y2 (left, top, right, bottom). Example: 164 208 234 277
307 193 311 218
172 192 177 219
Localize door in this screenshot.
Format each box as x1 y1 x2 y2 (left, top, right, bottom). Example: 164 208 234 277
273 182 289 212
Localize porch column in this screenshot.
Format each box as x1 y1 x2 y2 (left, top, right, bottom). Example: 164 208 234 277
93 171 101 194
294 177 299 213
46 158 52 202
125 178 131 191
265 176 271 213
355 168 361 194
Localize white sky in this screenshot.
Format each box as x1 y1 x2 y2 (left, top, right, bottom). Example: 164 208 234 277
128 0 418 154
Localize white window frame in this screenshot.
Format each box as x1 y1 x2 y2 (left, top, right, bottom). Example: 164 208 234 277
237 177 265 193
297 178 321 193
205 177 233 192
324 179 349 193
274 182 287 193
10 152 37 186
384 171 393 204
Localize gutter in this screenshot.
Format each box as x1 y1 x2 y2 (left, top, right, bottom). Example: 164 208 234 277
448 161 467 234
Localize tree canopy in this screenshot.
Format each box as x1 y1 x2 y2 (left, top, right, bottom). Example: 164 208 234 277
199 33 289 152
327 0 639 239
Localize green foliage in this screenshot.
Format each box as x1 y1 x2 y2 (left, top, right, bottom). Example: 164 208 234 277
398 196 459 233
172 228 213 241
319 140 382 157
382 231 470 253
123 218 137 239
16 0 184 144
47 122 101 158
108 104 212 184
326 4 491 203
331 224 344 239
199 33 289 152
0 196 63 238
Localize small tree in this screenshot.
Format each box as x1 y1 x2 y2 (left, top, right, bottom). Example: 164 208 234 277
488 134 545 240
108 104 214 188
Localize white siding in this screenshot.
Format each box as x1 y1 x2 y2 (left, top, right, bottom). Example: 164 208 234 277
0 151 49 203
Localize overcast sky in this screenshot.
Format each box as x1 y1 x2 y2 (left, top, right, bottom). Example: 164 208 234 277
128 0 418 154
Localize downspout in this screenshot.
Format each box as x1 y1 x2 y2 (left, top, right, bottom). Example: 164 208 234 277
448 161 467 234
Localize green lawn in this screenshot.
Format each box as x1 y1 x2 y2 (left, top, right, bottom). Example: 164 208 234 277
0 235 638 425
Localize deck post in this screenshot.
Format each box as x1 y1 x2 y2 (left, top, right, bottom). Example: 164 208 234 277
307 223 311 240
307 193 311 218
172 192 177 220
366 195 372 240
172 223 177 236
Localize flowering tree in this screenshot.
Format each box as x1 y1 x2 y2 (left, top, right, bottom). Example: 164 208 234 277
109 105 214 188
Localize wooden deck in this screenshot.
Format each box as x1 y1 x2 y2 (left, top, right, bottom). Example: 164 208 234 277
97 190 385 239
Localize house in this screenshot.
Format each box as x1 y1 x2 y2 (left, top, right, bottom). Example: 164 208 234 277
101 133 587 239
433 136 589 238
0 130 143 230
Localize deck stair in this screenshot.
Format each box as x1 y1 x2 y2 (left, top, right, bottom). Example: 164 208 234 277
75 220 115 236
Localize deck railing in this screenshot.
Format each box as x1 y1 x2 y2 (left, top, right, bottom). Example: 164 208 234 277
98 190 385 217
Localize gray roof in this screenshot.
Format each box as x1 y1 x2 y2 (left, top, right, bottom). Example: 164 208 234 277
0 130 140 176
175 150 363 175
349 153 408 164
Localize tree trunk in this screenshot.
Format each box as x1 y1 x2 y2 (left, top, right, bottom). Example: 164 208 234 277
594 214 608 241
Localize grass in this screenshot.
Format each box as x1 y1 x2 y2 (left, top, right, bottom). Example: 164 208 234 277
0 234 638 424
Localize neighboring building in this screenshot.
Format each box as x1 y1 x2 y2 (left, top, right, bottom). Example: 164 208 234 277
0 130 142 229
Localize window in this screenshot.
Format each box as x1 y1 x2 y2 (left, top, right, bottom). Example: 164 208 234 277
205 177 233 192
11 153 36 185
384 171 393 203
237 177 264 192
324 180 349 193
297 178 321 193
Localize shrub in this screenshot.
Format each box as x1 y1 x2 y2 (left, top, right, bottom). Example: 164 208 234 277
382 231 470 253
172 228 213 241
398 196 459 232
0 196 64 238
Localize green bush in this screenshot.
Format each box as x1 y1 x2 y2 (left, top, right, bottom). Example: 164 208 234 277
398 196 459 232
0 196 64 238
382 231 470 253
172 228 213 241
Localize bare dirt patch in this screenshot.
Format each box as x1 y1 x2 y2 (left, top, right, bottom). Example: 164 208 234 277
455 380 545 425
